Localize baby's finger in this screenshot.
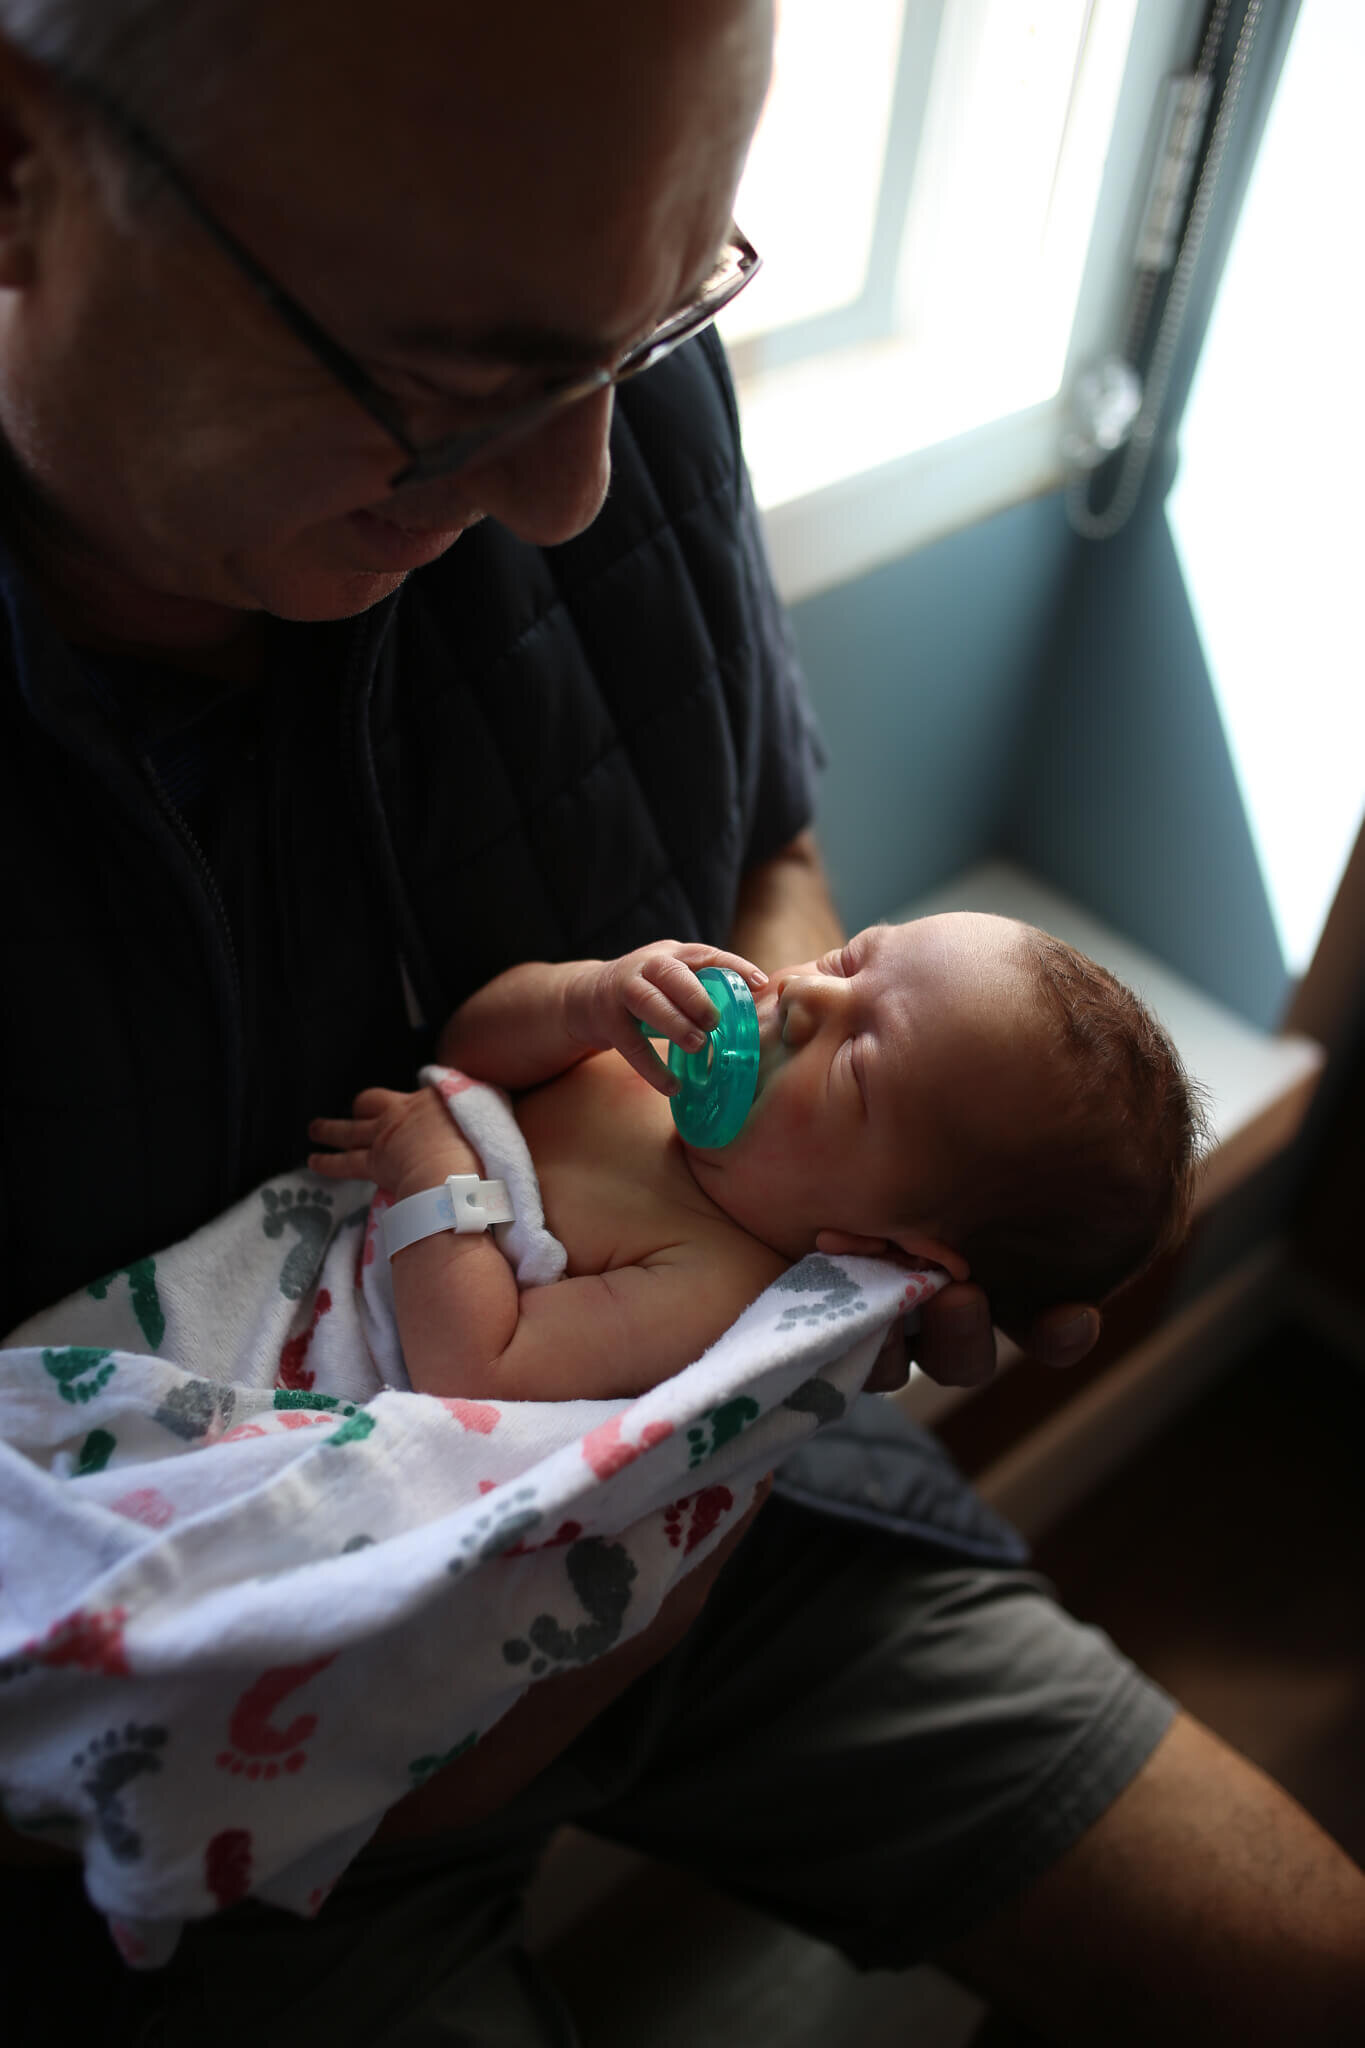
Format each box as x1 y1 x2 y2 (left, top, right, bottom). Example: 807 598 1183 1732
613 1029 681 1097
644 956 720 1031
308 1148 372 1181
629 979 711 1052
351 1086 407 1118
690 945 769 989
308 1115 377 1150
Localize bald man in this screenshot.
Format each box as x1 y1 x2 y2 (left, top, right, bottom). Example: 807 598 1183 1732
0 5 1361 2043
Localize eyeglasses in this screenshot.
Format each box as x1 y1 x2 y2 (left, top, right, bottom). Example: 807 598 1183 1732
68 76 762 489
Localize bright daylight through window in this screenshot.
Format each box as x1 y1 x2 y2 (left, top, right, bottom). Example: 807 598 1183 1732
720 0 1150 589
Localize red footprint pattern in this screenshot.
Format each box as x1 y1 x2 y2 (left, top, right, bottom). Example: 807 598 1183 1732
205 1827 254 1908
581 1413 673 1481
216 1653 336 1779
23 1605 129 1677
277 1288 333 1391
663 1485 734 1554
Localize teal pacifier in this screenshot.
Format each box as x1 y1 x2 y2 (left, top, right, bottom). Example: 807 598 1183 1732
639 966 760 1147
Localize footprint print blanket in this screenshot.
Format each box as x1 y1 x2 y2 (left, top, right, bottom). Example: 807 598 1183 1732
0 1071 945 1966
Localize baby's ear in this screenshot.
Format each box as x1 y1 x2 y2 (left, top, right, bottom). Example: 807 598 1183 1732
886 1228 970 1283
814 1229 892 1258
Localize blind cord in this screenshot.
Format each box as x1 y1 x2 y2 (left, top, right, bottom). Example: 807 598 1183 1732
1065 0 1262 540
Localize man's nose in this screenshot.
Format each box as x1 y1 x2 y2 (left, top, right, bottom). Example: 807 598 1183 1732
458 388 615 547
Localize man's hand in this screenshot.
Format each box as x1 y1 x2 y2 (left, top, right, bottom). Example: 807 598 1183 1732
867 1282 1102 1393
813 1233 1101 1394
562 942 768 1096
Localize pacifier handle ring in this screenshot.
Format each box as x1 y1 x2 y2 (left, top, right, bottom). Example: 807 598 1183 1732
640 965 760 1148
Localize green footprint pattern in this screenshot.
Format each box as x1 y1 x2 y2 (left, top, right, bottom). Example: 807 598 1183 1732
407 1730 477 1787
76 1428 117 1475
86 1257 165 1350
686 1395 759 1470
42 1347 116 1407
260 1185 335 1301
271 1388 376 1447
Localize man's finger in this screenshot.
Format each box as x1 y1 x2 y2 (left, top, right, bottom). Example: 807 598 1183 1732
915 1282 997 1388
1025 1303 1102 1369
815 1228 890 1257
864 1321 911 1393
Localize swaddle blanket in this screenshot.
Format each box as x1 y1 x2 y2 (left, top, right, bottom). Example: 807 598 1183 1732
0 1068 946 1966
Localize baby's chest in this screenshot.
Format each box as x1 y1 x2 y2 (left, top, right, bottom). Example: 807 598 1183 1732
516 1065 703 1275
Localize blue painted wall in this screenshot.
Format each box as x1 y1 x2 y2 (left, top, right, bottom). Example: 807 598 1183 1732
786 485 1288 1030
1002 496 1289 1031
788 491 1073 935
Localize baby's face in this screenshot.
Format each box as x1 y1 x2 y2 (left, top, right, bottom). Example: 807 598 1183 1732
683 913 1051 1263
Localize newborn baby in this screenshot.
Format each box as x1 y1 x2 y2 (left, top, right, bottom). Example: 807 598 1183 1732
309 912 1204 1402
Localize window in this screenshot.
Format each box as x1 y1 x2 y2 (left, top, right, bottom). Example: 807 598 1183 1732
722 0 1201 597
1166 0 1365 981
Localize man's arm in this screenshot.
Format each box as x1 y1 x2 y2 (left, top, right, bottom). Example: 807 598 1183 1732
727 828 844 973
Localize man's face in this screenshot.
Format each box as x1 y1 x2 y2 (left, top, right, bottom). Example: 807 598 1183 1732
0 0 772 626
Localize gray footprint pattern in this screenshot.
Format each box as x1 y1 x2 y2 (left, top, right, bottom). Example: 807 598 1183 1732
782 1376 847 1424
72 1723 168 1863
447 1487 544 1579
775 1254 866 1329
261 1185 335 1300
154 1379 236 1442
502 1538 637 1677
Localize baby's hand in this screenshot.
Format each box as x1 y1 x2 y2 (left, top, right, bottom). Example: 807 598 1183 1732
308 1086 481 1201
563 943 767 1096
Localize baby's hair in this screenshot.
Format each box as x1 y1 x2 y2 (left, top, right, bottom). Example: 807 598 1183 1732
956 930 1209 1331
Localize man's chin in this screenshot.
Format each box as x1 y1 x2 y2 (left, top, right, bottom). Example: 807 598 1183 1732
228 528 471 621
231 563 412 623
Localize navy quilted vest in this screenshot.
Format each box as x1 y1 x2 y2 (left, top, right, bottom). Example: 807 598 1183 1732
0 334 821 1332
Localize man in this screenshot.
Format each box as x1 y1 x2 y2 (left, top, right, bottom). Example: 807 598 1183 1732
0 3 1361 2041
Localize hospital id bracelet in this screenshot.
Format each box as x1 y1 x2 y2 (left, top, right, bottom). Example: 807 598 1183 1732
382 1175 515 1260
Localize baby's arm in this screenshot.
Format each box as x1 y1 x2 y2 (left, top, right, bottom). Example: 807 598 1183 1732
311 1086 517 1398
310 1086 777 1401
436 943 767 1095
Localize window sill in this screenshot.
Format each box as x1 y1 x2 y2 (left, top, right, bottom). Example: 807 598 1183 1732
746 382 1067 608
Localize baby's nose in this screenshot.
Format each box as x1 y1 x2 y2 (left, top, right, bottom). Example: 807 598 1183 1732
779 974 839 1042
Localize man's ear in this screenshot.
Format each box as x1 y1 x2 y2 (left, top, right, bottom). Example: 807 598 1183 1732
885 1227 970 1283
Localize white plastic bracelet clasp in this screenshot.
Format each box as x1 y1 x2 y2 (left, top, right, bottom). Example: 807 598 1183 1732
382 1174 515 1260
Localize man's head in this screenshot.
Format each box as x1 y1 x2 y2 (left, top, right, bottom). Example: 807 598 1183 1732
0 0 772 637
686 914 1205 1320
